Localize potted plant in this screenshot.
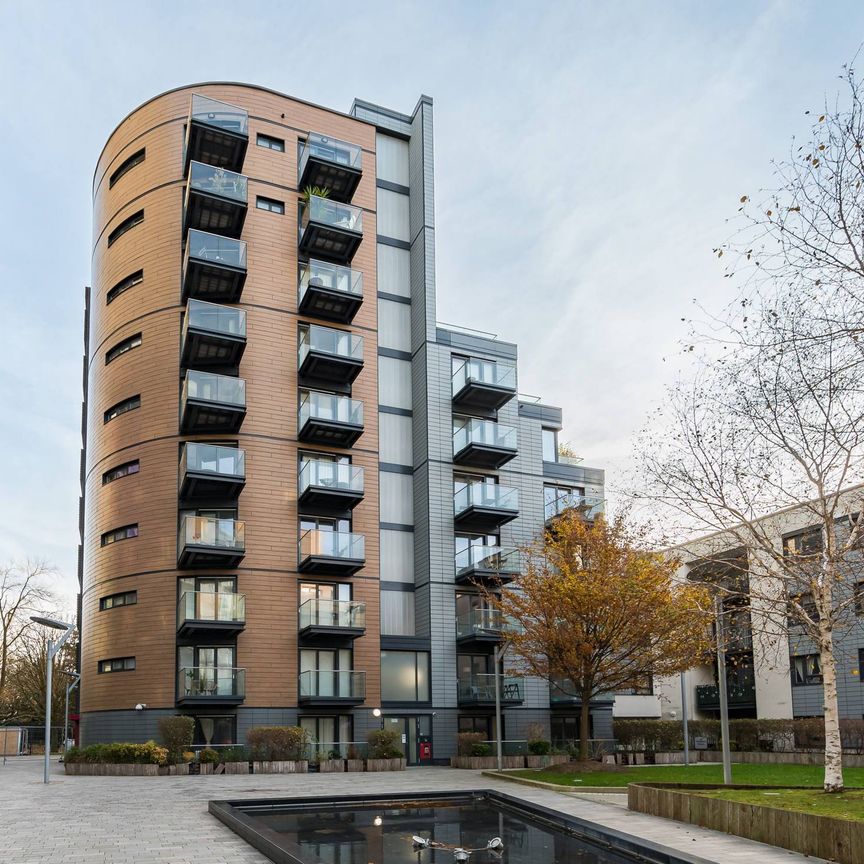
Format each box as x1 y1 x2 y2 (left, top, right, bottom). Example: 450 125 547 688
346 744 365 772
219 745 250 774
248 726 309 774
319 748 346 773
197 747 220 775
365 729 406 771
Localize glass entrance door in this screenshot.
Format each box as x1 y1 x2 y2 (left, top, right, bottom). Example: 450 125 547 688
381 716 432 765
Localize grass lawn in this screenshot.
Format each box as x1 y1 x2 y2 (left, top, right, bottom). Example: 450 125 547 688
507 763 864 788
693 787 864 822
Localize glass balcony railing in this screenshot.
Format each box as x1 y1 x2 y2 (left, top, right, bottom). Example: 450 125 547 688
457 674 523 703
453 419 517 454
301 195 362 234
178 591 246 627
299 259 363 300
184 299 246 337
181 443 245 480
178 666 245 699
456 609 521 639
186 229 247 270
300 132 362 176
544 493 605 521
455 546 522 577
188 161 248 204
178 515 245 551
190 94 249 136
299 530 365 562
299 460 364 496
299 324 363 365
183 370 246 407
452 358 517 396
299 390 363 427
454 483 518 515
696 681 757 710
298 598 366 631
299 670 366 700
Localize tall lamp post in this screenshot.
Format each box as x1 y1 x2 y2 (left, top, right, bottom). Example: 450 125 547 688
713 596 733 785
30 616 76 784
64 672 81 755
493 640 510 773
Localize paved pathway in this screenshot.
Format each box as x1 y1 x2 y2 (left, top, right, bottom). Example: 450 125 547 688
0 757 821 864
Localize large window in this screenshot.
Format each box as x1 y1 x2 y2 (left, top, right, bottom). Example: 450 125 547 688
381 589 415 635
791 653 823 686
783 528 822 557
192 715 235 747
300 716 353 753
542 428 557 462
381 651 430 702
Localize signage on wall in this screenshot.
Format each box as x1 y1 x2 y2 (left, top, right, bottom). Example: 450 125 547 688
693 737 708 750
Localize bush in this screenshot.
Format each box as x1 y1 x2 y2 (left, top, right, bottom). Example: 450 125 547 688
198 748 220 764
367 728 403 759
471 742 493 757
219 745 249 763
248 726 309 761
528 739 551 755
158 716 195 764
457 731 486 757
64 741 168 765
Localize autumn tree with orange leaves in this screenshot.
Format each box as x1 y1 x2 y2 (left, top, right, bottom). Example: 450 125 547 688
487 512 712 760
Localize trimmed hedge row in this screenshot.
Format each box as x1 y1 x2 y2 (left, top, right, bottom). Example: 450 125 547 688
65 741 169 765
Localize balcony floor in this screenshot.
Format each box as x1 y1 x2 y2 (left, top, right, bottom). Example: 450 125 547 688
299 158 361 203
453 505 518 533
453 444 517 470
298 418 363 448
177 619 245 638
299 223 362 265
182 258 247 303
298 555 365 576
185 122 248 175
298 284 362 324
177 545 245 570
181 400 246 434
452 382 516 412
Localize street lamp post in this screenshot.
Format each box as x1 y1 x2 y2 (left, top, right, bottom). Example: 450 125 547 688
713 596 733 785
30 616 76 784
64 672 81 756
493 640 509 773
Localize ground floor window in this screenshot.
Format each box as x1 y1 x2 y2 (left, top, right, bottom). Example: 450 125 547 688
458 715 492 738
551 714 593 746
300 715 353 758
192 715 235 747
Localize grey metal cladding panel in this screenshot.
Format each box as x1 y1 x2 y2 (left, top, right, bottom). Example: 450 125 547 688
432 709 461 759
80 709 175 745
427 460 457 581
520 675 552 710
518 402 563 427
413 462 431 584
350 100 413 135
436 328 518 362
411 343 430 462
429 581 457 705
415 582 431 638
505 709 551 740
427 342 459 465
543 461 606 486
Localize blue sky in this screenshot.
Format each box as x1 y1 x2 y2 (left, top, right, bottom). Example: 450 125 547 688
1 1 862 598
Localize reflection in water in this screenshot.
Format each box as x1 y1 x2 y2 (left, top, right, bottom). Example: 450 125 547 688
253 801 641 864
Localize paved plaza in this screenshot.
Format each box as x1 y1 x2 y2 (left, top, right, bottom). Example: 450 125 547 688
0 757 821 864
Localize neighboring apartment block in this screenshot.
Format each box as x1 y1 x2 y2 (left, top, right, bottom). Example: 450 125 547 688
658 487 864 726
78 83 610 762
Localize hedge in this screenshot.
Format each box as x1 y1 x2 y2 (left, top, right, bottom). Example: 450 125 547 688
367 728 403 759
247 726 309 761
64 741 168 765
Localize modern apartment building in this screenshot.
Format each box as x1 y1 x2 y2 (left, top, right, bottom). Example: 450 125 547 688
78 83 609 762
658 486 864 726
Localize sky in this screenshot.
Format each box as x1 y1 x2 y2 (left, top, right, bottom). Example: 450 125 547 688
1 0 862 600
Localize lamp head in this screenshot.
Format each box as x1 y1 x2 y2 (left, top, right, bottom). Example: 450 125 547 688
30 616 74 631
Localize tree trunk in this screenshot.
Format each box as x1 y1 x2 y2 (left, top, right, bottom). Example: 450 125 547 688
819 627 844 792
579 687 592 761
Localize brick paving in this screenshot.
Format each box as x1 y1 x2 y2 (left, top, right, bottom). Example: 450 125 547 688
0 756 820 863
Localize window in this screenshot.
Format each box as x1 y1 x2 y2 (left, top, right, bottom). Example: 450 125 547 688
98 657 136 673
102 460 140 485
103 395 140 423
791 653 823 686
458 716 491 737
381 651 430 702
107 270 143 304
105 333 142 364
620 675 653 696
543 483 585 520
101 524 138 547
107 210 144 246
856 583 864 615
257 133 285 152
256 196 284 214
192 715 236 747
787 592 817 626
100 591 137 610
109 148 145 188
381 589 415 636
783 528 822 558
300 716 353 754
542 428 557 463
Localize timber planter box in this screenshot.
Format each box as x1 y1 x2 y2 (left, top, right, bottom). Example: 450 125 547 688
526 754 569 769
628 783 864 864
253 760 308 774
163 763 190 776
65 763 160 776
346 759 365 772
222 761 250 775
450 756 526 769
365 757 406 771
318 759 345 773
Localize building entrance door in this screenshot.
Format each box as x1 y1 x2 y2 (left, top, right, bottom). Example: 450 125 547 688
381 716 432 765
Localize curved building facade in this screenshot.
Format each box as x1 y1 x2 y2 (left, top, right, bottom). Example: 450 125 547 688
79 83 610 759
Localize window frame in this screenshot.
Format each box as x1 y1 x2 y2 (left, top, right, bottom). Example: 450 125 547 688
103 395 141 424
107 210 144 247
107 270 143 304
98 656 136 673
256 195 285 214
105 333 142 365
791 653 823 686
256 133 285 152
100 591 138 611
100 524 139 547
380 650 431 703
102 459 140 485
109 148 146 188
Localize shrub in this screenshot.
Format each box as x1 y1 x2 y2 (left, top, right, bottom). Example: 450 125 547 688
158 716 195 764
367 728 403 759
198 748 220 764
247 726 309 761
64 741 168 765
219 745 249 763
471 743 493 757
841 719 864 754
528 739 551 755
456 731 486 757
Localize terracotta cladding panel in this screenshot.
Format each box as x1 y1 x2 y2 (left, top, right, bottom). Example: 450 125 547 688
84 84 382 721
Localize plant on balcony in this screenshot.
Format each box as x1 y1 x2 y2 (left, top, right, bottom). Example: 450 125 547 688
248 726 309 761
301 185 330 206
366 728 402 759
158 715 195 764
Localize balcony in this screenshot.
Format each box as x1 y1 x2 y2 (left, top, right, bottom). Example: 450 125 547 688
457 674 523 706
298 390 363 447
453 419 517 469
454 483 518 532
549 678 582 706
183 161 248 239
456 609 521 646
298 670 366 705
176 666 245 706
455 546 520 586
696 681 757 712
182 230 247 303
452 358 517 412
298 599 366 640
298 195 362 264
298 460 364 511
544 493 605 524
177 590 246 636
299 324 363 385
177 515 245 569
179 443 245 501
298 259 363 324
298 132 362 203
180 371 246 434
184 94 248 175
180 300 246 369
298 530 365 575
